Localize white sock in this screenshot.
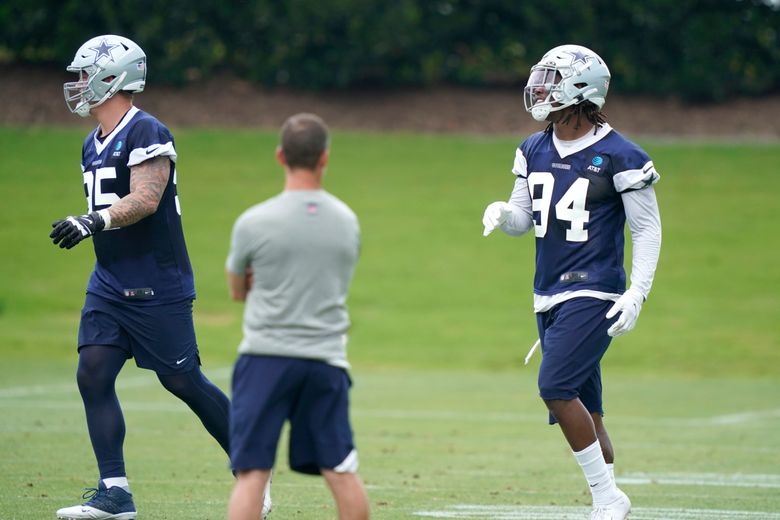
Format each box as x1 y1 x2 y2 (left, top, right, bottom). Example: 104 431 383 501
102 477 130 492
607 462 615 482
573 440 617 505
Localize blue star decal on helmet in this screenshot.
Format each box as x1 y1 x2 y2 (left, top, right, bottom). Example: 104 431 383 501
89 39 120 64
565 49 589 67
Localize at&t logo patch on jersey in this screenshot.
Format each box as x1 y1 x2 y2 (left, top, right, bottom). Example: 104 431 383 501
112 140 123 157
587 155 603 173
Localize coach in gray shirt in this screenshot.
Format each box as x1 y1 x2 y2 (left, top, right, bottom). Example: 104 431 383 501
225 113 369 520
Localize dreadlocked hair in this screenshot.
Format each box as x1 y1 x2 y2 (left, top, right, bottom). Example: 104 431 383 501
544 101 607 134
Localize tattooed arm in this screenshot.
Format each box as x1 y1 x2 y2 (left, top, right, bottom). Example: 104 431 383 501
49 155 171 249
108 156 170 228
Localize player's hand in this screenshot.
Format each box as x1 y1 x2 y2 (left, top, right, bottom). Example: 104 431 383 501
606 287 645 337
482 201 513 237
50 212 106 249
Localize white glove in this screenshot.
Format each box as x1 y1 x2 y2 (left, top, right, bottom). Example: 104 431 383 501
482 201 513 237
606 288 645 337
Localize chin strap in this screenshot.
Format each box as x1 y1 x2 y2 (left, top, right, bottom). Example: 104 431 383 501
88 71 128 113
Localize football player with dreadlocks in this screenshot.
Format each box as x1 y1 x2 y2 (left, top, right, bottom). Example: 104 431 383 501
482 44 662 520
51 35 271 520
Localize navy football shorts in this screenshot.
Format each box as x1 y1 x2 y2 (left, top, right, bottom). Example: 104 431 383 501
77 292 200 375
230 355 357 475
536 297 617 424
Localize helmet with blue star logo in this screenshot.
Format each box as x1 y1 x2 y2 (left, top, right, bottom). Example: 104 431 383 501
524 44 611 122
64 35 146 117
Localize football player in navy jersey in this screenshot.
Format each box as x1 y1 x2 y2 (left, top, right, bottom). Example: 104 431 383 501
482 45 661 520
49 35 242 520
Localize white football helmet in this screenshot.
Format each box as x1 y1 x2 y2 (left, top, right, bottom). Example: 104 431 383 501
524 44 610 122
64 35 146 117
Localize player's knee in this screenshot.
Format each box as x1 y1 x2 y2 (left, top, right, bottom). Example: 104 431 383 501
157 370 202 400
76 346 126 395
538 382 576 403
541 394 577 417
75 364 92 392
157 374 189 398
76 363 113 396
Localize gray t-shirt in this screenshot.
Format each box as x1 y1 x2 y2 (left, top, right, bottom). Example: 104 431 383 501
226 190 360 368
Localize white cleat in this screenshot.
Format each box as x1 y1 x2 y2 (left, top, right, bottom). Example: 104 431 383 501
590 488 631 520
262 477 272 519
56 506 136 519
56 484 136 520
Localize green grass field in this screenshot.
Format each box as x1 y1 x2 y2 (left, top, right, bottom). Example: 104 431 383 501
1 127 779 519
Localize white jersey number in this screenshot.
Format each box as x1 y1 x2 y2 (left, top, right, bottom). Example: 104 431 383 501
527 172 590 242
83 167 120 213
83 166 181 216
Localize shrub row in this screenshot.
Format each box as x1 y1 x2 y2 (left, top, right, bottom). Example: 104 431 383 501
2 0 778 100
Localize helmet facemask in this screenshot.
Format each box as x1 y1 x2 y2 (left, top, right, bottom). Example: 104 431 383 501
64 65 129 117
524 66 563 122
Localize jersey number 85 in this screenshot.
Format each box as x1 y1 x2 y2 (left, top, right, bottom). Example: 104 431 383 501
83 167 181 216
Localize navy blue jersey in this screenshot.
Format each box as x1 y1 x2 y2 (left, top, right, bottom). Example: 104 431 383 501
514 125 659 296
79 106 195 305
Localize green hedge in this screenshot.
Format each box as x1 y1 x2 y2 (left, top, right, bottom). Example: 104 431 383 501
2 0 778 101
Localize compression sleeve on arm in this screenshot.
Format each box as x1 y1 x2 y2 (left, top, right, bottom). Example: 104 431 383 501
622 186 662 299
500 175 535 236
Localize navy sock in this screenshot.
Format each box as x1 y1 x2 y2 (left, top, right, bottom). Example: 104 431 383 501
157 368 230 455
77 346 128 479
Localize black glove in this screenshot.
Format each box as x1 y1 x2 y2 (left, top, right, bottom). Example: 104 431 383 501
50 211 106 249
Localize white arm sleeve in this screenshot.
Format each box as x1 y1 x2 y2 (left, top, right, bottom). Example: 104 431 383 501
622 187 662 299
500 176 535 236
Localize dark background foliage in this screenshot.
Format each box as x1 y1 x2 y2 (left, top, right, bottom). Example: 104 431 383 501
2 0 778 101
